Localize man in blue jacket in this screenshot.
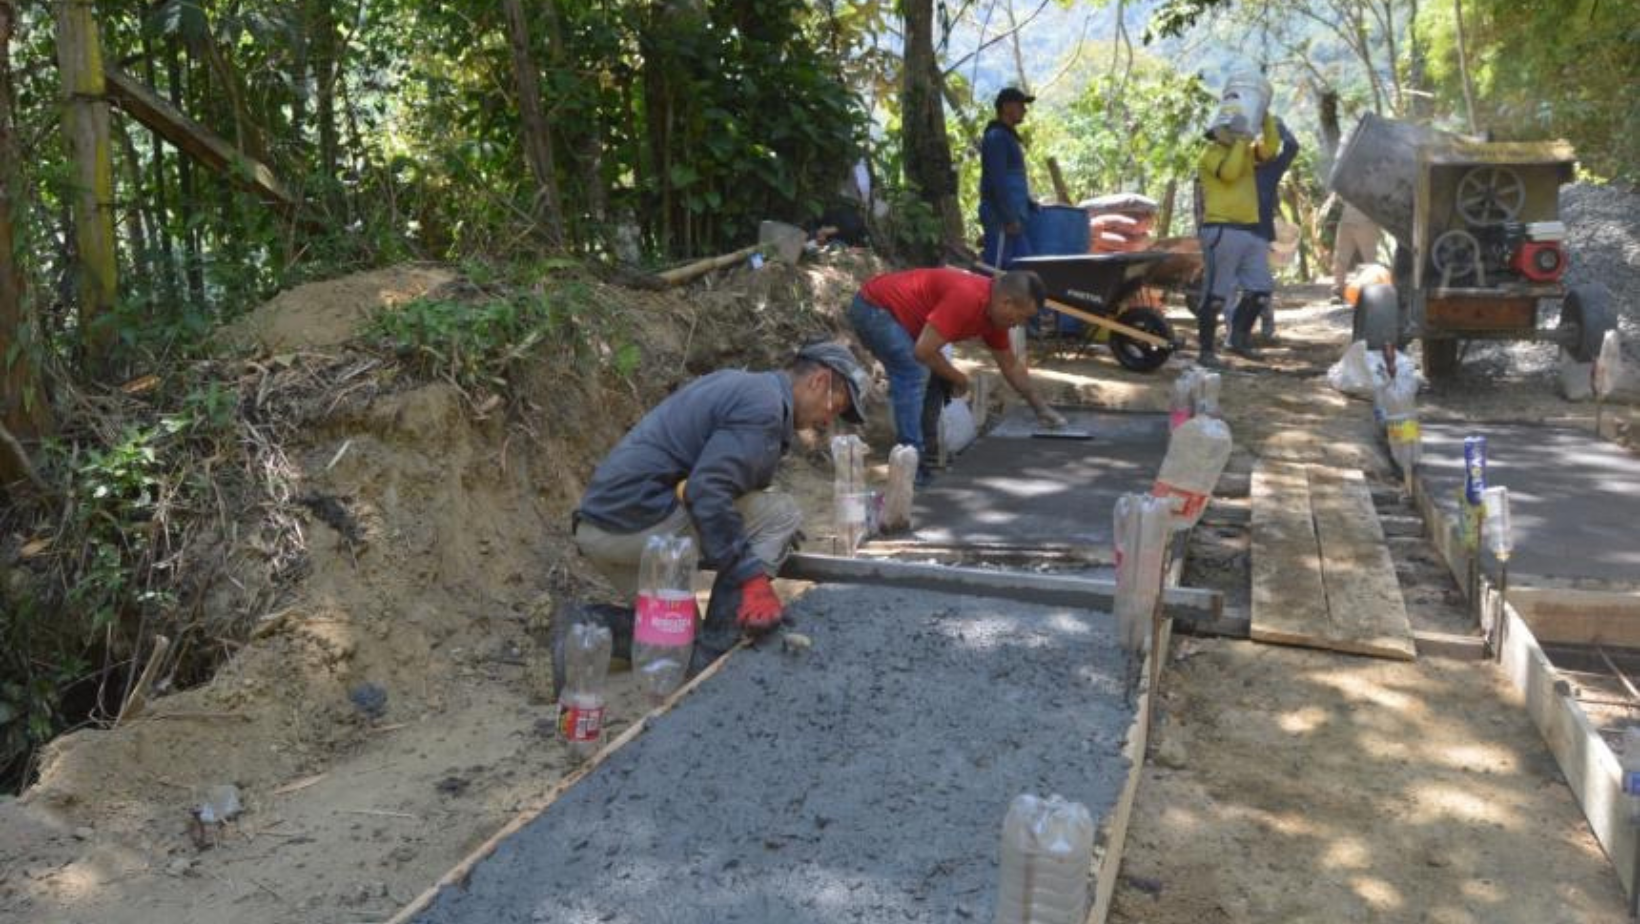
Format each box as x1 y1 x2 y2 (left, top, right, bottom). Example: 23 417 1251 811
979 87 1037 268
1248 117 1300 343
558 342 870 692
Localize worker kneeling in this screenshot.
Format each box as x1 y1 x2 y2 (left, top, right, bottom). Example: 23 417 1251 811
558 342 870 699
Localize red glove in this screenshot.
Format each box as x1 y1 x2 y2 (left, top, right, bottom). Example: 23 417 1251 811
736 574 783 633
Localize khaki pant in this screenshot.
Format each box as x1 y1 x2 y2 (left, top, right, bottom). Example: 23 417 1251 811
572 492 802 600
1333 221 1383 290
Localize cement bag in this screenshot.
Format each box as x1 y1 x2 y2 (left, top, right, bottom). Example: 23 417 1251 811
1152 415 1233 531
939 398 978 456
1328 341 1376 398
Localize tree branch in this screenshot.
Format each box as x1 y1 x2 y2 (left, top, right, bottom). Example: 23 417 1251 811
941 0 1053 77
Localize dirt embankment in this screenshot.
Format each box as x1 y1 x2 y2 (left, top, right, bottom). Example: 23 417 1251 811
0 251 884 924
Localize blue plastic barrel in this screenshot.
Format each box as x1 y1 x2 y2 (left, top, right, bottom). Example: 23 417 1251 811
1024 206 1090 335
1025 205 1091 256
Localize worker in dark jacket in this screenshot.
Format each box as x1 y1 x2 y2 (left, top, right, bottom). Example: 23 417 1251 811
1251 117 1300 341
979 87 1037 268
559 342 870 691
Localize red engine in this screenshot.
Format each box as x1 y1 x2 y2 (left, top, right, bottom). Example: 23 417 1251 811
1511 240 1567 282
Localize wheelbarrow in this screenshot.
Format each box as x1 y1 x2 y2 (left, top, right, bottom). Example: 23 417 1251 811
975 252 1185 372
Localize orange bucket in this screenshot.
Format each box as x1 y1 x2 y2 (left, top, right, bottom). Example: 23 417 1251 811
1345 263 1392 306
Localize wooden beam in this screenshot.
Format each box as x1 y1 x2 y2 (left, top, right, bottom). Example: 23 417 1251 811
779 552 1223 618
101 65 307 222
1497 593 1638 900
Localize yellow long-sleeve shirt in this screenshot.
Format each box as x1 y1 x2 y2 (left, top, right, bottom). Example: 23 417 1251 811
1198 114 1280 226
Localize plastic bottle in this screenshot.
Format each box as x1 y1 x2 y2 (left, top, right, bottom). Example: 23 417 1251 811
880 444 920 533
1152 415 1233 531
1623 726 1640 822
1481 486 1512 562
1192 370 1222 418
1168 369 1198 430
557 622 612 760
1113 493 1169 655
1375 370 1421 481
995 793 1094 924
633 534 698 703
1595 329 1625 399
831 434 869 557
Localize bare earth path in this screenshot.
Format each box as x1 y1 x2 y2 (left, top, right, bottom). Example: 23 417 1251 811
1105 290 1629 924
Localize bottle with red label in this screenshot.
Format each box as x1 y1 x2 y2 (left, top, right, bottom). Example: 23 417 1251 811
633 534 699 703
557 621 612 760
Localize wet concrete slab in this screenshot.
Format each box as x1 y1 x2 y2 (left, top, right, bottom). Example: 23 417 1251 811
913 409 1169 550
1416 422 1640 584
410 584 1135 924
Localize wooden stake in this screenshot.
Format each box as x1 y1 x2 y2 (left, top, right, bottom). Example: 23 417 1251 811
115 634 170 726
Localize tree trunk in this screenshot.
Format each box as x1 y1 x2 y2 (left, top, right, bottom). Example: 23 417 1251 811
141 38 177 306
55 0 117 371
1451 0 1479 133
500 0 565 248
1318 87 1342 173
901 0 964 256
1157 178 1176 239
1404 0 1430 120
169 44 204 309
312 0 339 187
543 0 607 247
0 0 53 486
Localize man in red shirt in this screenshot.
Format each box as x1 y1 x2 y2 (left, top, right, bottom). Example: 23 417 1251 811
847 268 1066 480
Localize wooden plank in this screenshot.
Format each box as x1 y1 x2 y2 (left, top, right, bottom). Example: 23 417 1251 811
1503 587 1640 648
1498 595 1638 900
1410 630 1487 661
1088 617 1172 924
1308 468 1418 660
780 552 1223 618
101 66 306 220
1249 461 1331 647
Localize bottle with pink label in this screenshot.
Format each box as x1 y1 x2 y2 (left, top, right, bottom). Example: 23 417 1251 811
633 534 699 702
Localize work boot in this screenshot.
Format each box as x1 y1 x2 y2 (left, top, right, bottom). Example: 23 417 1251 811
1197 351 1224 369
692 571 744 675
550 601 634 703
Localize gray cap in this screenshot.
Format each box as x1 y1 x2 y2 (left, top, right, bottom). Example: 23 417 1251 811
796 341 869 425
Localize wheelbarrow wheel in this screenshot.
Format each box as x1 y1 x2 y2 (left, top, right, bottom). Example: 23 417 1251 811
1356 283 1401 350
1561 284 1615 363
1110 307 1174 372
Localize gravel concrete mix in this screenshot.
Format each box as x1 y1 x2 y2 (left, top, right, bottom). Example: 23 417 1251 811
411 584 1136 924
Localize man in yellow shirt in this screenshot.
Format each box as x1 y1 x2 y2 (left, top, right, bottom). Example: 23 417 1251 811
1194 112 1281 365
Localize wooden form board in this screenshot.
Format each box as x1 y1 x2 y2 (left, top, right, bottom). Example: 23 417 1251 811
1412 473 1638 901
1251 462 1417 660
1497 588 1637 898
1408 472 1640 647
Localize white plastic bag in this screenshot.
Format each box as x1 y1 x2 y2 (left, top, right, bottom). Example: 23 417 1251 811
1327 341 1376 398
938 398 978 457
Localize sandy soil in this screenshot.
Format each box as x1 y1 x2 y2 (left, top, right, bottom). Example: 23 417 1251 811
3 268 1636 923
0 254 879 924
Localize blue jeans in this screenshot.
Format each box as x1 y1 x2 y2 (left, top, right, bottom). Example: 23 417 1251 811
847 294 931 454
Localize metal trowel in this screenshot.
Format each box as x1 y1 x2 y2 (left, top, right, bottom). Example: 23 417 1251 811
1030 427 1094 440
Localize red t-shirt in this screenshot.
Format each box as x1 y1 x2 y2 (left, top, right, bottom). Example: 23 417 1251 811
859 269 1012 351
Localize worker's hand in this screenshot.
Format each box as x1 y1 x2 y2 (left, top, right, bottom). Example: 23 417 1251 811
736 574 784 635
1004 221 1023 236
1037 406 1069 430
